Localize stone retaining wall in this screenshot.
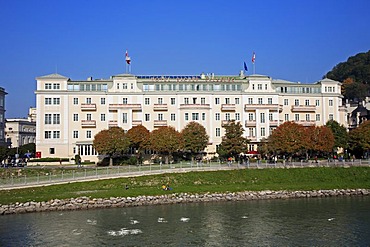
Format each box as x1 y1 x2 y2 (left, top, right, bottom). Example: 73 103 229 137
1 189 369 215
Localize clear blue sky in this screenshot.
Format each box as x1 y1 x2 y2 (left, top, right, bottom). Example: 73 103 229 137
1 0 369 118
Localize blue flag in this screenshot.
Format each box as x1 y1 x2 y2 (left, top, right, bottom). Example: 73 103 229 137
244 62 248 71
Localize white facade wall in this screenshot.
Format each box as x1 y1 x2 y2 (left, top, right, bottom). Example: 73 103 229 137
35 73 346 162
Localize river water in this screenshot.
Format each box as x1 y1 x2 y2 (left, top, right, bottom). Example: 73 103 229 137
0 196 369 246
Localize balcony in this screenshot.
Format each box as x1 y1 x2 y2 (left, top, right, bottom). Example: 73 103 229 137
109 104 142 111
108 120 118 127
269 120 283 126
247 136 257 142
81 120 96 128
291 105 316 112
296 120 316 126
132 120 142 126
153 104 168 111
245 120 257 127
339 105 347 112
221 104 236 111
154 120 167 127
81 103 97 111
244 104 283 112
179 104 210 110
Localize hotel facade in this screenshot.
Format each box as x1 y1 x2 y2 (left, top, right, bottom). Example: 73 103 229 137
35 72 347 162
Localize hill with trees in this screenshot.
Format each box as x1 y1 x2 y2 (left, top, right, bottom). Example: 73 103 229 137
325 50 370 100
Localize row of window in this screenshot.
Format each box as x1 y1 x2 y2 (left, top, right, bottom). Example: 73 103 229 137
143 83 242 92
67 84 108 92
278 86 321 94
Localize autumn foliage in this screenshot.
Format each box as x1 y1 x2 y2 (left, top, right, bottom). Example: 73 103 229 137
181 121 209 159
126 125 150 152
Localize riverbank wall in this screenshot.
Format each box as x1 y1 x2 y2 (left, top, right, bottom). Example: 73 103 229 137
1 189 369 215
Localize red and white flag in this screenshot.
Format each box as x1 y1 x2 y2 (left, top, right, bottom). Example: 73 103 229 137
252 52 256 64
125 50 131 64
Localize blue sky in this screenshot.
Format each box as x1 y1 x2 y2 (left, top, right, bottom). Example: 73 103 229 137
1 0 369 118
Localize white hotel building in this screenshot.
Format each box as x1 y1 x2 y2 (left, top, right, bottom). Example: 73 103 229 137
35 72 346 162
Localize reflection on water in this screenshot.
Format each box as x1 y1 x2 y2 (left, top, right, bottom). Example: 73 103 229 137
0 196 369 246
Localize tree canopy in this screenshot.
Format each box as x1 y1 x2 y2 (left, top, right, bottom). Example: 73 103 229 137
349 120 370 157
126 125 150 152
325 50 370 100
325 120 349 149
217 120 248 159
149 126 181 163
181 122 209 159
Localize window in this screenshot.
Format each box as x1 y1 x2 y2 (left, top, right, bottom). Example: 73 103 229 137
184 98 189 104
295 114 300 121
316 114 320 121
248 98 253 104
101 114 106 121
53 131 60 139
73 114 78 121
248 113 254 121
171 113 176 121
73 98 78 105
202 113 206 121
123 83 127 89
86 98 91 104
45 131 51 139
171 98 176 105
123 113 128 123
306 114 310 121
45 83 52 89
225 113 230 121
158 113 163 121
73 131 79 138
216 128 221 137
260 113 265 123
225 98 230 104
101 98 105 105
145 98 150 105
258 98 263 104
185 113 189 121
215 98 220 104
315 100 320 106
252 84 255 90
268 98 272 104
158 98 163 104
145 113 150 121
284 99 288 105
193 98 197 104
45 114 52 124
258 84 262 90
49 148 55 154
201 98 206 104
52 114 59 124
235 113 240 121
53 83 60 90
87 114 92 121
86 130 92 138
329 100 333 106
192 113 199 120
235 98 240 104
123 98 128 104
117 83 120 89
53 98 60 105
45 98 52 105
305 100 310 106
131 83 133 89
215 113 220 121
249 128 255 137
261 127 266 137
269 113 273 121
295 99 299 106
329 114 334 120
285 114 289 121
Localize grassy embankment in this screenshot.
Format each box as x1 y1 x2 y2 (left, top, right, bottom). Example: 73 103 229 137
0 166 369 205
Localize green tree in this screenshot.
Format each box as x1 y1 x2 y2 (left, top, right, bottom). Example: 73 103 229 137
181 122 209 162
218 120 248 160
93 127 130 166
349 120 370 157
325 120 349 150
149 126 181 164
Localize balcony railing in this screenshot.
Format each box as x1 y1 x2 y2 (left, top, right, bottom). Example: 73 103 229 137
244 104 283 112
154 120 167 127
179 104 210 109
221 104 236 111
81 103 97 111
108 120 118 127
269 120 283 126
109 104 142 111
245 120 257 127
132 120 142 126
295 120 316 126
81 120 96 128
153 104 168 111
291 105 316 112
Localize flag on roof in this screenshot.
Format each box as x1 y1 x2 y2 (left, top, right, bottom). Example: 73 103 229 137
125 50 131 64
252 52 256 64
244 62 248 71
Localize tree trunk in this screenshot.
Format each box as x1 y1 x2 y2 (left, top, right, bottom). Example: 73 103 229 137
109 157 113 166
